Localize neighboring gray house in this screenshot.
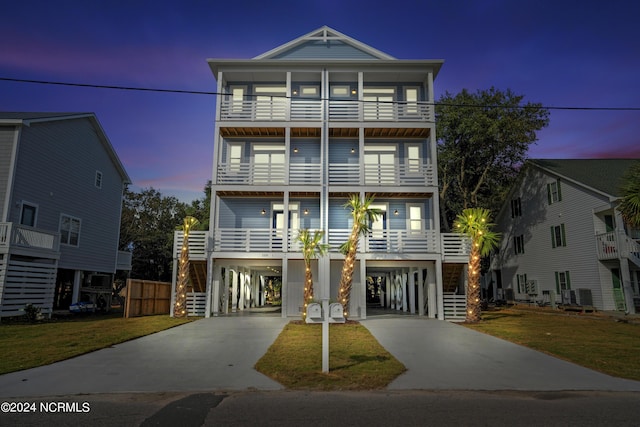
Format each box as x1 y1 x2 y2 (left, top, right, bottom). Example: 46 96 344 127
173 26 470 321
0 113 131 317
491 159 640 313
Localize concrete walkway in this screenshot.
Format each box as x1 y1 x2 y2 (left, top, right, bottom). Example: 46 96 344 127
1 314 640 398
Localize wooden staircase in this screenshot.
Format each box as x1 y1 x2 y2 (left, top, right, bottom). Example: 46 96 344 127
442 263 464 293
188 261 208 293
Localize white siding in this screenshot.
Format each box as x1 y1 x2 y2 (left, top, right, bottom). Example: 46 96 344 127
493 166 614 309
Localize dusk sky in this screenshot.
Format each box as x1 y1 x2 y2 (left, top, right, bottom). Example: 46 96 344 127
2 0 639 202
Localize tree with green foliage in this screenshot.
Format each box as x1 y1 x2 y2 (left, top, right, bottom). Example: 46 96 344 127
453 208 500 323
436 87 550 230
337 194 381 317
618 161 640 229
119 187 188 281
297 229 329 320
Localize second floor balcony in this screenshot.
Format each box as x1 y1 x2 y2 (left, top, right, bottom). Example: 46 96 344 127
219 97 433 123
596 231 640 267
216 161 435 187
0 222 60 256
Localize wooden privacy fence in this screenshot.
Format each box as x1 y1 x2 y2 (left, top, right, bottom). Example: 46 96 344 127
125 279 171 318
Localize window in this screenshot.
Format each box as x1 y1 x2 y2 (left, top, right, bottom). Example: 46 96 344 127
407 204 424 232
516 273 527 293
514 235 525 254
95 170 103 189
404 87 420 114
227 143 243 172
547 179 562 204
229 86 246 114
363 87 395 120
555 271 571 292
254 86 287 120
406 144 421 173
60 214 81 246
299 85 319 97
20 202 38 227
510 197 522 218
331 86 352 98
551 224 566 248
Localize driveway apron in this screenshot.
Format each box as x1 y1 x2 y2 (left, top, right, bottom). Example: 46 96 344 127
0 317 288 398
361 316 640 391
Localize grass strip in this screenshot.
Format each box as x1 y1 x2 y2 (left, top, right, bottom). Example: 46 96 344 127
0 314 193 374
255 321 406 390
463 308 640 381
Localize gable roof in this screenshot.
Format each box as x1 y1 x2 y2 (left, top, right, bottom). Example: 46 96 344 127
254 26 396 60
529 158 640 198
0 112 131 184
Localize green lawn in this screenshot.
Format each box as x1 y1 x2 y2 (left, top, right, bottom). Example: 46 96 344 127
255 321 406 390
0 314 193 374
463 307 640 381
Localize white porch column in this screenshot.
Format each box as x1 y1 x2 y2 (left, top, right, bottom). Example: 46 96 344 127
211 262 221 316
281 258 288 317
71 270 82 305
418 266 426 316
435 261 444 320
409 269 416 314
402 270 408 313
205 258 214 317
360 258 367 319
231 267 238 312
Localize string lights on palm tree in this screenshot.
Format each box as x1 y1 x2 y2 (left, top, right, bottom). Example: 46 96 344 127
174 216 199 318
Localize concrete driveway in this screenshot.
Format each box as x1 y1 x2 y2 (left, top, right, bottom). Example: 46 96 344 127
1 314 639 398
362 316 640 391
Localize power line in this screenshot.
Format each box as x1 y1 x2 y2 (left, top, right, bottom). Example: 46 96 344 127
2 76 640 112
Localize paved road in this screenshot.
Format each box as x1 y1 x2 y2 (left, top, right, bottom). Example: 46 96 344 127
2 390 640 426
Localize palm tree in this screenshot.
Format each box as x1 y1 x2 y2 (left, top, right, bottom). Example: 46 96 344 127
337 194 381 318
174 216 199 318
453 208 500 323
296 229 329 320
618 161 640 229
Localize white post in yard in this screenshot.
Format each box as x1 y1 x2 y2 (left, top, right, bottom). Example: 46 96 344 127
322 298 329 373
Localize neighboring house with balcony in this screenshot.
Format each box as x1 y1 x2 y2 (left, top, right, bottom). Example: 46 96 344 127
0 113 131 318
490 159 640 313
173 26 469 320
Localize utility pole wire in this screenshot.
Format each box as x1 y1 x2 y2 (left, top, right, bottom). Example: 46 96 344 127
2 76 640 112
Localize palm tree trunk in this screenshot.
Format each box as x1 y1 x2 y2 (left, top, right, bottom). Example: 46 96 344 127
466 243 481 322
338 243 358 316
174 242 189 318
303 260 313 318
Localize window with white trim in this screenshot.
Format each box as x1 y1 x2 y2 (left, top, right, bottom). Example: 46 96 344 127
95 170 103 189
547 179 562 204
516 273 527 293
20 202 38 227
60 214 81 246
551 224 567 248
555 271 571 292
330 86 352 98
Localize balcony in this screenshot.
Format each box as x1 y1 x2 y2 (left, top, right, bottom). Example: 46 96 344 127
174 230 209 260
219 98 433 122
217 162 321 186
0 223 60 256
328 163 436 186
596 231 640 266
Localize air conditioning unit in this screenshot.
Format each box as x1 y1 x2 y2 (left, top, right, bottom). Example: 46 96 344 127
577 288 593 306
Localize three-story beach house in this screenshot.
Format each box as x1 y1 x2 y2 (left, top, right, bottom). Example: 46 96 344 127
0 113 131 318
172 27 469 320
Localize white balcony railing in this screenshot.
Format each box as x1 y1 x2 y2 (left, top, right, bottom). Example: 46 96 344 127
289 163 322 185
441 233 471 259
596 231 640 265
327 163 435 186
213 229 284 252
217 163 286 185
174 230 209 259
208 228 470 257
0 223 60 252
219 98 433 122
